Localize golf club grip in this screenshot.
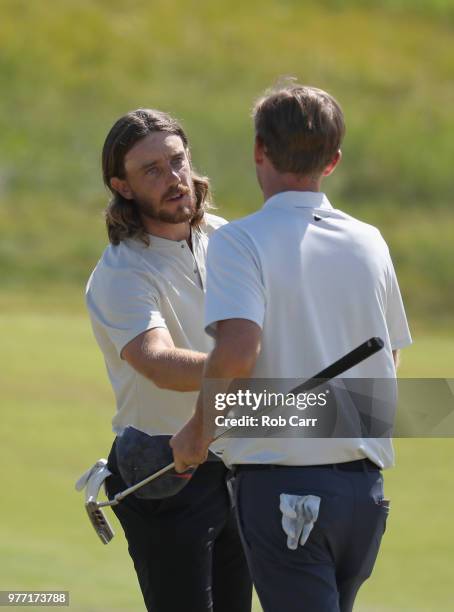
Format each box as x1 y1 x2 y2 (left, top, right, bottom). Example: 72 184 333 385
289 336 384 395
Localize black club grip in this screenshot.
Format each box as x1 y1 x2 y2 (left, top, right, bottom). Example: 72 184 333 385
289 337 384 395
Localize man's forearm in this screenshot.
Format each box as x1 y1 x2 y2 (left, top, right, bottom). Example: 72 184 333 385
193 348 235 438
137 347 206 391
170 348 243 471
194 336 259 436
171 319 262 471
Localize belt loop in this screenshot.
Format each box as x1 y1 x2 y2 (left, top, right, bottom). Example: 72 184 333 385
332 463 339 471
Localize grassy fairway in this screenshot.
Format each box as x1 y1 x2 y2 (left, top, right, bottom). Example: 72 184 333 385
1 311 453 611
1 0 453 609
1 0 454 328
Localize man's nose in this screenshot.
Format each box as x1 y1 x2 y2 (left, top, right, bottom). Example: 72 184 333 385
165 163 181 185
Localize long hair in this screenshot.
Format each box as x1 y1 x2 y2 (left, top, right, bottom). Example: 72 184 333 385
102 109 212 246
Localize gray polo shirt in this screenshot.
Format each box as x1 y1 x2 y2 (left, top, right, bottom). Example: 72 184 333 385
86 213 226 437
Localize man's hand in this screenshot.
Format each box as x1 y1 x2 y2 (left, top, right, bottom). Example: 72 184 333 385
170 413 212 473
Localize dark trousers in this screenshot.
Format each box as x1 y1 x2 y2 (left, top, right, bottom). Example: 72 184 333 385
106 442 252 612
234 461 389 612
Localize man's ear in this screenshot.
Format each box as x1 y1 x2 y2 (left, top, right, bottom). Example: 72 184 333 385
322 150 342 177
254 136 266 165
110 176 134 200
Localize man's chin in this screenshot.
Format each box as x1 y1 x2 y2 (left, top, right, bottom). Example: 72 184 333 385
159 196 196 223
158 205 195 224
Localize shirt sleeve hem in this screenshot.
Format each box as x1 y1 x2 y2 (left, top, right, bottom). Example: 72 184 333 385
205 315 264 338
117 322 168 359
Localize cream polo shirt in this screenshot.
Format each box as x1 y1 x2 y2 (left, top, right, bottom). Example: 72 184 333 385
86 213 226 438
204 192 412 469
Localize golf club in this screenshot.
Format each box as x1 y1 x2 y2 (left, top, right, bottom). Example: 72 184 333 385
78 336 384 543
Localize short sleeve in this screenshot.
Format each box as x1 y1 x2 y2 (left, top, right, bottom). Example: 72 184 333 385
384 253 412 350
204 224 266 337
86 267 167 358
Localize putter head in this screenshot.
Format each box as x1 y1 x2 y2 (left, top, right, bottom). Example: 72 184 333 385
80 460 115 545
116 427 195 500
85 501 114 545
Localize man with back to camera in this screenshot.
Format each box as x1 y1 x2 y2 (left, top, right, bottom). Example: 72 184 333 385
171 83 412 612
85 109 252 612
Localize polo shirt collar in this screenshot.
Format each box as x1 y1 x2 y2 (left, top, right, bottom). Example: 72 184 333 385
140 226 199 250
263 191 333 211
146 234 187 249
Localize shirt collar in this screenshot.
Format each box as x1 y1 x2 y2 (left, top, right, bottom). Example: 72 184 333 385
127 226 198 251
263 191 333 211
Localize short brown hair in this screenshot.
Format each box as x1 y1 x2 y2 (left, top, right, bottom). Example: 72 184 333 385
253 84 345 176
102 109 211 246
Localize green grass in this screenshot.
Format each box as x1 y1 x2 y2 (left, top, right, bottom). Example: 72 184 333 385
1 311 453 611
1 1 453 608
1 0 454 324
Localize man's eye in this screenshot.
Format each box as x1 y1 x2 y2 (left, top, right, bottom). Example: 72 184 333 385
172 155 185 167
146 166 160 176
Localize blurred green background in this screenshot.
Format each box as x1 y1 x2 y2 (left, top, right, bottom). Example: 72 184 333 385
1 0 453 610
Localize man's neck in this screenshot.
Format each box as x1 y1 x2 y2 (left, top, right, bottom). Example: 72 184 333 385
262 174 322 201
142 218 191 242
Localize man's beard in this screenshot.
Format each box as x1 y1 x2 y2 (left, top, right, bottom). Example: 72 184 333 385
134 184 196 224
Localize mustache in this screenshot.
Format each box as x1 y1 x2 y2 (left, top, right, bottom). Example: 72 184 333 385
162 185 192 201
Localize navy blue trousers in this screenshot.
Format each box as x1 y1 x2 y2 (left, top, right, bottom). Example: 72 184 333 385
106 443 252 612
234 461 389 612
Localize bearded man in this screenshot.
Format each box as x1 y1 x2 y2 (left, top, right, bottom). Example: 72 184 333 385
85 109 252 612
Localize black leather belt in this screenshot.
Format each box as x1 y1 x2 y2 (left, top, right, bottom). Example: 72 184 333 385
235 459 380 472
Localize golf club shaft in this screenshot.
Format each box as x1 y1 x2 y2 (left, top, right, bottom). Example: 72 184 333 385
106 336 384 503
213 336 384 442
98 462 176 507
